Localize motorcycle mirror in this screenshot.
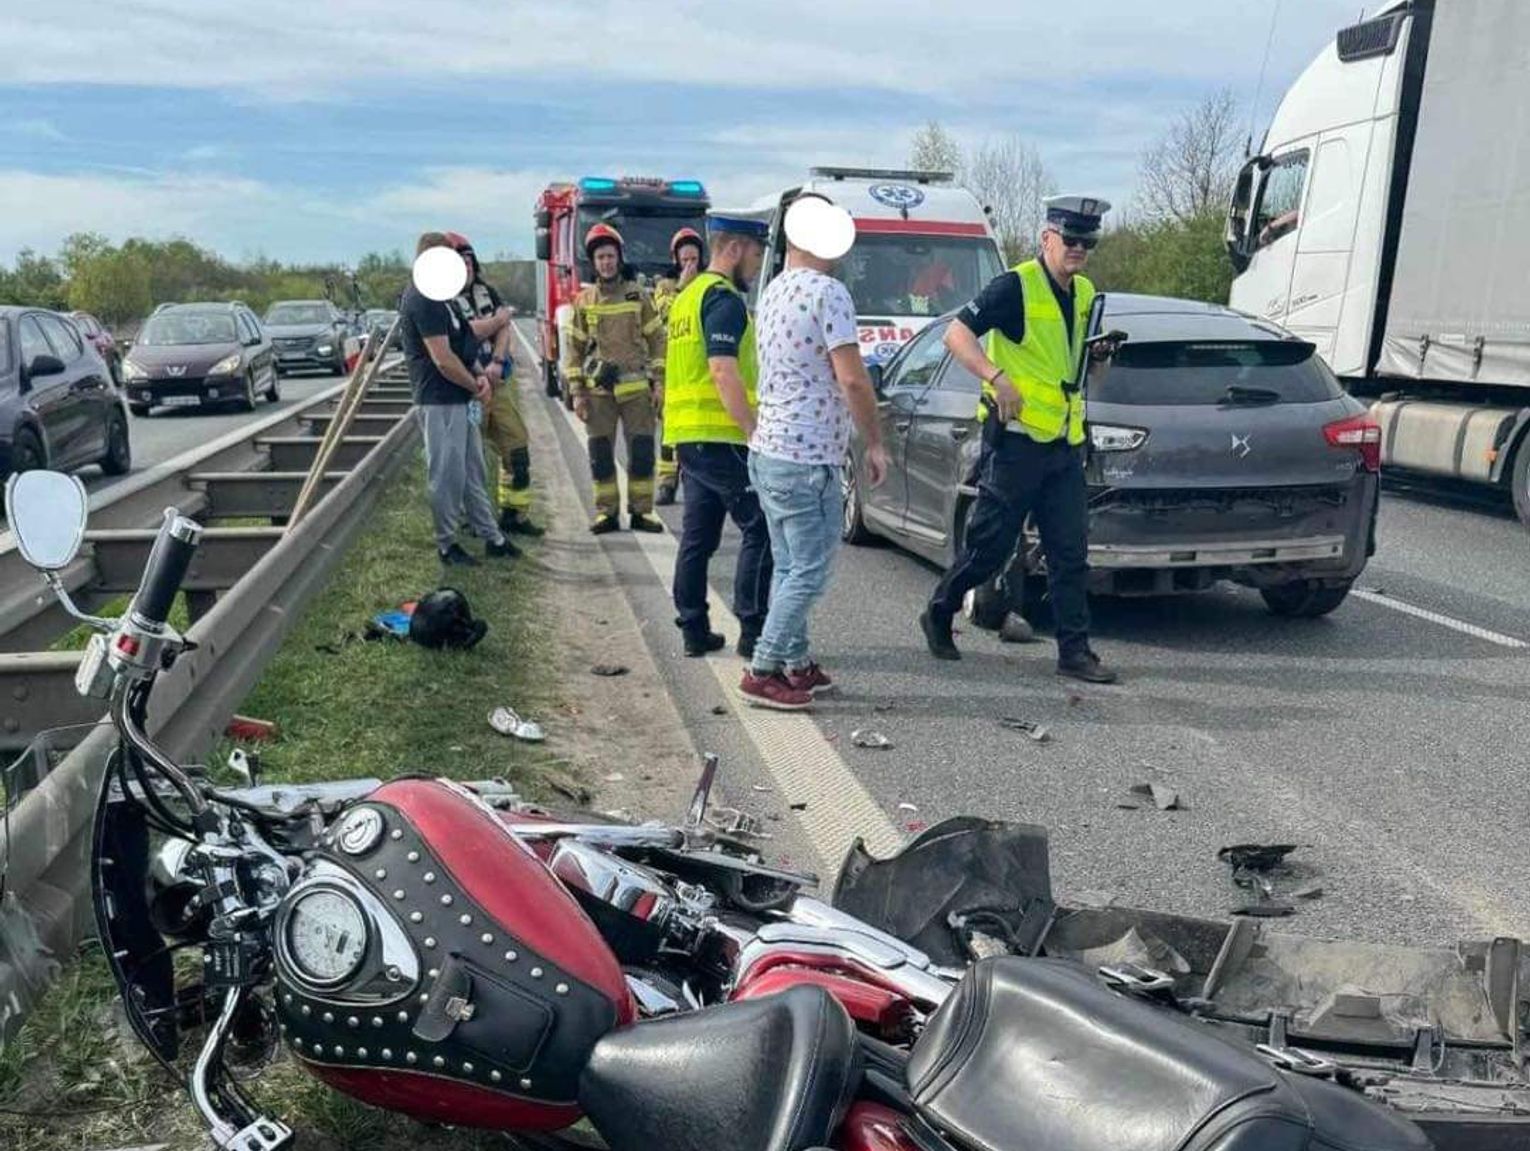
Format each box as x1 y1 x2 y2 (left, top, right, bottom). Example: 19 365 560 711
228 747 263 788
5 470 88 571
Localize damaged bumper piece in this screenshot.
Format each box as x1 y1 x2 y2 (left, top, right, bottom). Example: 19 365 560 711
833 818 1530 1148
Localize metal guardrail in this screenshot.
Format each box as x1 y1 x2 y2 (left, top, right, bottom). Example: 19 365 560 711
0 358 418 1045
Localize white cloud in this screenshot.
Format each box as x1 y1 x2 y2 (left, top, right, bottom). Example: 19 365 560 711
10 118 69 142
3 1 1366 101
0 165 578 265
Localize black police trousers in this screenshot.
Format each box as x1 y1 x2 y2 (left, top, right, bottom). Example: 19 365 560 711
672 442 773 639
930 428 1092 660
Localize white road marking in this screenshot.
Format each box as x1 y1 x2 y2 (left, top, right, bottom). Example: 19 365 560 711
514 322 904 864
1351 588 1528 650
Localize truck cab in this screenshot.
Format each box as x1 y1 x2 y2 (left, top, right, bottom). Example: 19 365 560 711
751 168 1005 366
1226 0 1530 525
1225 0 1416 376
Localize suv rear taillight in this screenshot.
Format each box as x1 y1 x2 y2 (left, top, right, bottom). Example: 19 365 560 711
1323 414 1381 472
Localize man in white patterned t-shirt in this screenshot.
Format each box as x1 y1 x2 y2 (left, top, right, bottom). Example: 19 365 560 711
740 194 890 711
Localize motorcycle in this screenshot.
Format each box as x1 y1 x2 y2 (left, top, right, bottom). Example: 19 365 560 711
4 469 1515 1151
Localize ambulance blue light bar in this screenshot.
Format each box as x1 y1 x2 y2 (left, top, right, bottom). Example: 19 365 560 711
580 177 618 192
669 180 706 196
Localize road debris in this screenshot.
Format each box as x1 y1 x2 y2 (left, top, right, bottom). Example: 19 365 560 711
590 662 630 677
851 729 895 749
789 802 808 812
489 705 545 743
998 716 1051 742
710 704 728 715
752 784 772 793
872 702 896 714
1127 782 1184 811
897 802 919 812
1231 902 1296 918
1219 843 1311 913
602 772 625 783
999 613 1036 643
1292 884 1325 901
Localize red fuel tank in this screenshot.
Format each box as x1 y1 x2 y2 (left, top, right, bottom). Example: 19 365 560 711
277 777 634 1131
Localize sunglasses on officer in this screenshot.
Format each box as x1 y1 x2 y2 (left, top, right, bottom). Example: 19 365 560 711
1055 232 1098 252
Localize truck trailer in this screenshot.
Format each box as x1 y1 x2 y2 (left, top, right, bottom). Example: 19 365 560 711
1226 0 1530 524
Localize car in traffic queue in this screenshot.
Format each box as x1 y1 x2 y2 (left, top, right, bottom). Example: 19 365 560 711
69 310 123 386
752 167 1006 368
362 308 398 338
120 302 279 416
0 305 131 478
843 295 1381 621
263 298 350 375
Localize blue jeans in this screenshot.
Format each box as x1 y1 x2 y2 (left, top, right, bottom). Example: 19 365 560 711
748 454 843 674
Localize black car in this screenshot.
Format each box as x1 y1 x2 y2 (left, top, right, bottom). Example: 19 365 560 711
263 299 350 375
844 295 1380 620
120 303 279 416
0 305 131 477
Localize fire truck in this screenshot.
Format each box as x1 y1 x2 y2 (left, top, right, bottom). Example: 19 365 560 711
533 176 710 401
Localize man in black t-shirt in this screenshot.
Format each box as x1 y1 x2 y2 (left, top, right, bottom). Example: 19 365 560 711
401 231 515 566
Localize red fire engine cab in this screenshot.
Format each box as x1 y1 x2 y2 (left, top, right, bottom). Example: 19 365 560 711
534 176 710 402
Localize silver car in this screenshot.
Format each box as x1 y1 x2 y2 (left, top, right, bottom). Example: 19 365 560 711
843 294 1380 622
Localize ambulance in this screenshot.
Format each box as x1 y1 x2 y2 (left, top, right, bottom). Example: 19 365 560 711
751 167 1005 365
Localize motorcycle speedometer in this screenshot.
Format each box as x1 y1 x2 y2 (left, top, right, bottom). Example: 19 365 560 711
284 887 369 987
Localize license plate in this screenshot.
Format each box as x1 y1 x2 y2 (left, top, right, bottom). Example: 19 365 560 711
162 394 200 407
278 351 304 360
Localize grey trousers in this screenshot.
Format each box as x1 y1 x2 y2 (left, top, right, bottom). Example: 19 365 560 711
418 403 502 552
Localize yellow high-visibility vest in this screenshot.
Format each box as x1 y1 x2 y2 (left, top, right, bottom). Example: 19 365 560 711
663 272 757 446
982 259 1094 446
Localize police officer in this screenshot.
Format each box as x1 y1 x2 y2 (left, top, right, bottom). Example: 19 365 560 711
919 196 1120 684
564 224 666 533
445 232 543 540
651 227 705 506
665 211 774 658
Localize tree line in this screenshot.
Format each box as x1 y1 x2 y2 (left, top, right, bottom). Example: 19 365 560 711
908 89 1244 304
0 233 538 333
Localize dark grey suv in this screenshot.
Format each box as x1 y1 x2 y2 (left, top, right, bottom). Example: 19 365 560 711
843 295 1380 620
263 300 349 375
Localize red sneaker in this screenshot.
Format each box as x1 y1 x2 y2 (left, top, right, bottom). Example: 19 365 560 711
785 663 834 695
739 670 813 711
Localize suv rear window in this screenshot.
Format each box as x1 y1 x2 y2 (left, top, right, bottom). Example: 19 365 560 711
1091 340 1344 405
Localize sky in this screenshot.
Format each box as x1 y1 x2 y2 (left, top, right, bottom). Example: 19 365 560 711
0 0 1373 266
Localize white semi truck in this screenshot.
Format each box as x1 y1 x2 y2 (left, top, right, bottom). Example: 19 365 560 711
1226 0 1530 524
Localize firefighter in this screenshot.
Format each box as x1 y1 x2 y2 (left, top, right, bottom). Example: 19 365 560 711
650 227 705 506
445 232 543 538
565 223 666 533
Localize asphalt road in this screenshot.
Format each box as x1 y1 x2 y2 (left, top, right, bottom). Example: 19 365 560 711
83 370 343 497
521 324 1529 949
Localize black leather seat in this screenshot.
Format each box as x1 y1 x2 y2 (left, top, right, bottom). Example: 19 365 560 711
906 958 1431 1151
579 985 859 1151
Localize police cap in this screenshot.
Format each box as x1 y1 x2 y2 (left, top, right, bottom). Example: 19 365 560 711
706 210 770 243
1044 194 1112 240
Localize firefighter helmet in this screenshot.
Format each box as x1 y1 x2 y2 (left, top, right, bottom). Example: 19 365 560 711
669 227 703 260
584 223 625 260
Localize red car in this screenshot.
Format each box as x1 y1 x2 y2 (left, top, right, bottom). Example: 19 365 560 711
69 311 122 386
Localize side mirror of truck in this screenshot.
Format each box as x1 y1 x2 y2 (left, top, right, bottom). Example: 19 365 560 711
535 228 552 262
1225 157 1264 273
